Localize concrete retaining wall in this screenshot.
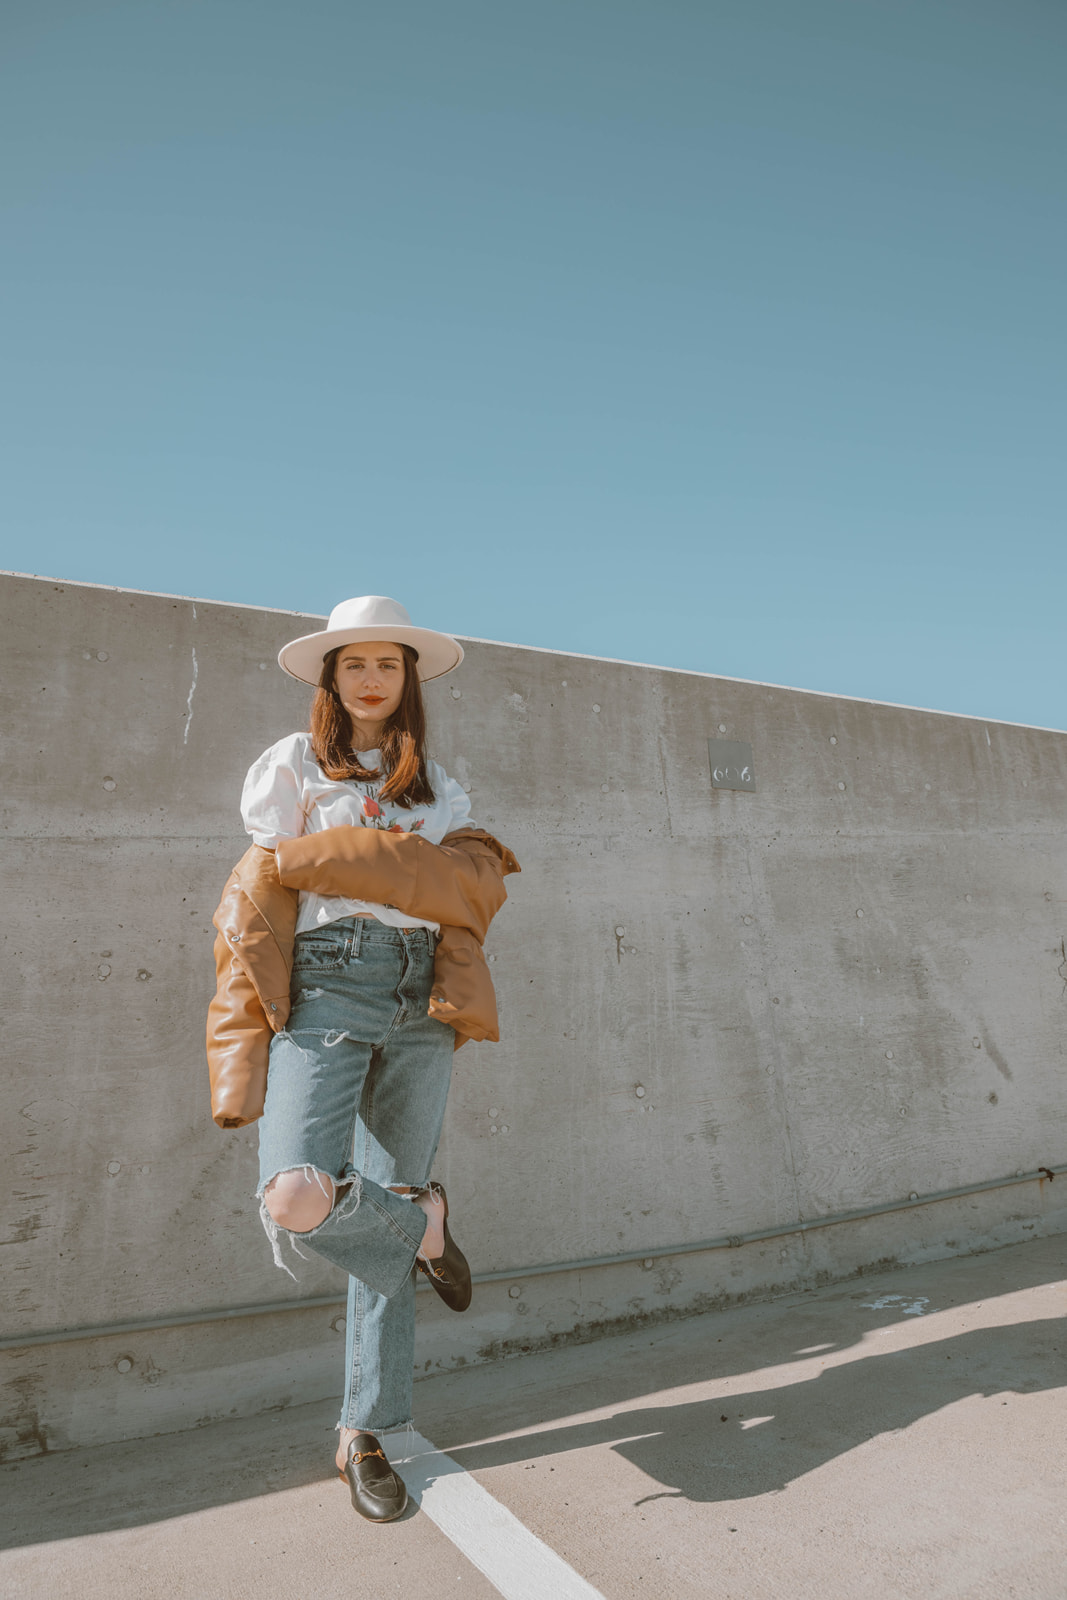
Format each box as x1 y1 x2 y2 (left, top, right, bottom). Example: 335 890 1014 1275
2 572 1064 1458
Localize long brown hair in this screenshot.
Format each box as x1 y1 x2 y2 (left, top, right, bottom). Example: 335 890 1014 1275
309 643 436 808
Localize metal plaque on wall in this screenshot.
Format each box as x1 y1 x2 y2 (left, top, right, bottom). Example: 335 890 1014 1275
708 739 756 792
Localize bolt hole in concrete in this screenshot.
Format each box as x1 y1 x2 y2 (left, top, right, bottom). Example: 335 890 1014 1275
107 1161 121 1175
116 1358 133 1374
592 703 601 713
508 1285 521 1299
102 778 117 791
635 1086 646 1098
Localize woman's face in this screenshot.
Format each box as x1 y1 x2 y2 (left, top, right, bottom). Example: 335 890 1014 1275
334 641 406 739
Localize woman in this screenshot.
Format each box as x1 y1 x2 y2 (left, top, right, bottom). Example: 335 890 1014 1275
206 595 519 1522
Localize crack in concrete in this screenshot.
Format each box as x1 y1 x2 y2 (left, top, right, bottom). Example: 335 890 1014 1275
183 645 198 745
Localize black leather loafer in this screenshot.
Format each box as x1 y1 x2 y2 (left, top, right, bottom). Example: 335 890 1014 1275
415 1183 473 1313
339 1431 408 1522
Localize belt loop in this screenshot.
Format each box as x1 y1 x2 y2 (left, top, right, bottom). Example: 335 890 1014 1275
350 917 364 960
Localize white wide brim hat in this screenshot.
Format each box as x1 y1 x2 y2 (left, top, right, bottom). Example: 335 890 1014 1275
278 596 464 685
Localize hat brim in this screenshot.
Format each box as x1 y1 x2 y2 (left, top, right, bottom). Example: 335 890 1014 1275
278 624 464 686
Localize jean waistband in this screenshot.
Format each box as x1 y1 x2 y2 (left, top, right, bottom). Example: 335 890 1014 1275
298 916 436 948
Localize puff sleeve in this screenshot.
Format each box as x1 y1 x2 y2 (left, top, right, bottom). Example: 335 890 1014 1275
438 761 478 836
240 734 309 847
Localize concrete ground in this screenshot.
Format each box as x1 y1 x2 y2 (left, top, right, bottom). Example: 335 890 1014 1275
2 1234 1064 1600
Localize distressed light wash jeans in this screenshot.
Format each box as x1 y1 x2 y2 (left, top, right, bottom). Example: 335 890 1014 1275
257 917 455 1433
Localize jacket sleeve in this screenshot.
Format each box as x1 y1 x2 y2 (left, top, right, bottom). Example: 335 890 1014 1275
430 925 500 1044
274 827 519 941
205 852 297 1130
206 929 272 1128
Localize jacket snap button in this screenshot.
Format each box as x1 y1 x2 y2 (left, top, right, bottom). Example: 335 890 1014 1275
228 930 241 943
269 1002 277 1012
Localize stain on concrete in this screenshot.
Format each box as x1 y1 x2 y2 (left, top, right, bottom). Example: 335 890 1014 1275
979 1027 1014 1082
2 1215 41 1246
0 1378 50 1462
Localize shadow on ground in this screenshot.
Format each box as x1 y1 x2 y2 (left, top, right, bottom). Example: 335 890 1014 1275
444 1317 1064 1504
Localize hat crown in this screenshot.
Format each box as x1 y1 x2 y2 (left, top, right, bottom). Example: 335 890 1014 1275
325 596 413 634
276 594 463 684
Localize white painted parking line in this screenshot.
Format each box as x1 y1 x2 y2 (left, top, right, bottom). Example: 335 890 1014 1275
387 1429 606 1600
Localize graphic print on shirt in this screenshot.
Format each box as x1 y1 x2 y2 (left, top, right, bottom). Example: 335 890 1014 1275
359 792 426 834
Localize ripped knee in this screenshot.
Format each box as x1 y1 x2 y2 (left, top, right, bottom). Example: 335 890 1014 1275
262 1166 335 1232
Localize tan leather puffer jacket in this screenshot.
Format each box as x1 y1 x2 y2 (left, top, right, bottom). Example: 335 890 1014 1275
206 826 520 1128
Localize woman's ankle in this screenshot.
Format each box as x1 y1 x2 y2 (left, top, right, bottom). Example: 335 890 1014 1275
385 1182 444 1260
412 1187 445 1260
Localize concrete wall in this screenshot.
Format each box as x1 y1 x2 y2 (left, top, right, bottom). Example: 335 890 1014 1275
2 571 1065 1459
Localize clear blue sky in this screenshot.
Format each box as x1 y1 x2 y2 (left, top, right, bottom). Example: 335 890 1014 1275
2 1 1064 727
